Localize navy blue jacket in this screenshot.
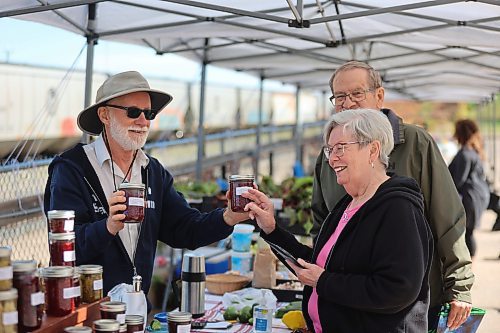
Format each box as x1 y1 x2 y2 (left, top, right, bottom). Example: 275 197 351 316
44 143 233 297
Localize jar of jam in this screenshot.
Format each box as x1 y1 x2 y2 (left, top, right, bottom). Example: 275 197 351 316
48 210 75 233
168 312 192 333
0 288 18 332
125 315 144 333
49 232 76 266
94 319 120 333
40 266 78 316
119 323 127 333
229 175 255 212
100 301 126 325
118 183 145 223
12 260 43 332
64 326 92 333
0 246 13 291
77 265 103 303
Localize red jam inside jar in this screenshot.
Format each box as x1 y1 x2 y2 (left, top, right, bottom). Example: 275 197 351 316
48 210 75 233
49 232 76 266
12 260 43 332
125 315 144 333
229 175 255 212
100 301 126 324
118 183 145 223
94 319 120 333
41 266 78 316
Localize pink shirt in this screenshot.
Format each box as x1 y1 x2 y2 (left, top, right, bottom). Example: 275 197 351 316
308 203 362 333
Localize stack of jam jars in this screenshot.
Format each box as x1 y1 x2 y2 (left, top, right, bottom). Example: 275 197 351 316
48 210 76 267
228 175 256 276
0 246 18 332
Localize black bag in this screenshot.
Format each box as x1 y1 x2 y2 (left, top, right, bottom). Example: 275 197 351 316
487 191 500 231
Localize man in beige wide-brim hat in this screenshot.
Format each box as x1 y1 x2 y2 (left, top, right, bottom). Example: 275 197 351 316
44 71 250 310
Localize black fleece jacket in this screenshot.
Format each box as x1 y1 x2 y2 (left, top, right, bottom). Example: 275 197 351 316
44 144 233 297
263 175 433 333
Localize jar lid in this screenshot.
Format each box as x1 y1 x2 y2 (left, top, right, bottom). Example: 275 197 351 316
100 301 126 312
48 210 75 219
77 264 103 274
154 312 168 323
0 288 18 301
64 326 92 333
119 323 127 333
12 259 37 272
41 266 74 278
168 311 192 323
125 315 144 325
229 174 255 181
94 319 120 331
0 246 12 257
118 183 145 190
49 232 76 241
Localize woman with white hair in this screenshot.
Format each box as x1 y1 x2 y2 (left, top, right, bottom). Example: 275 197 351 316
243 109 433 332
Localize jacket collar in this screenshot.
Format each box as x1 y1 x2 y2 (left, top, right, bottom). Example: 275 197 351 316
382 108 405 146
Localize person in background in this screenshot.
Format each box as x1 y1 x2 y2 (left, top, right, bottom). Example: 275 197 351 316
448 119 490 260
44 71 249 309
245 109 433 332
311 61 474 331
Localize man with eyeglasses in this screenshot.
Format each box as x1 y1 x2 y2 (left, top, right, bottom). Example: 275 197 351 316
44 71 249 310
311 61 474 331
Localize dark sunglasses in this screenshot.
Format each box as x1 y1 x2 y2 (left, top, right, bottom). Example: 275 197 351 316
105 104 158 120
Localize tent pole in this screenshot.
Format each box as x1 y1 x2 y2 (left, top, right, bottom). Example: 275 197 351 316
196 38 209 181
82 3 97 144
295 85 302 166
254 74 264 178
493 94 497 184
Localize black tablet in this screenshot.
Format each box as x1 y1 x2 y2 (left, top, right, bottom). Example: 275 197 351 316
267 241 306 269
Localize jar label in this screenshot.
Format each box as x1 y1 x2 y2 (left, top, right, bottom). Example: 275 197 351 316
177 324 191 333
129 197 145 207
31 291 45 306
63 286 81 299
63 250 76 262
93 279 103 290
235 186 252 196
116 313 126 324
2 311 18 325
0 266 13 279
64 219 75 231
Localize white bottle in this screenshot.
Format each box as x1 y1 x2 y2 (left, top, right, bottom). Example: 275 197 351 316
253 306 272 333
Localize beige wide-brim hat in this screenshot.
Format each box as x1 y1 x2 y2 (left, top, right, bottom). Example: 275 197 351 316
77 71 173 135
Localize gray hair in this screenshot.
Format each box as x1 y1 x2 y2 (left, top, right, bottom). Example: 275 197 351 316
329 61 383 94
323 109 394 168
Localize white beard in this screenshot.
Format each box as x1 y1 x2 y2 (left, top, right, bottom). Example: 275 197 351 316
108 113 149 151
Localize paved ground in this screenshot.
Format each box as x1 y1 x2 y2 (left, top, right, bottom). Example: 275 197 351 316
471 211 500 332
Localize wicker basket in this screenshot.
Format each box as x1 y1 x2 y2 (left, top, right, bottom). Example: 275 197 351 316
205 273 251 295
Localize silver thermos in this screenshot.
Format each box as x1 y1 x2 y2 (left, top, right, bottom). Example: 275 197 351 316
180 253 206 318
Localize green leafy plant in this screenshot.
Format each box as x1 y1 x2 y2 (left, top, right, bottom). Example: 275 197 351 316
174 180 219 199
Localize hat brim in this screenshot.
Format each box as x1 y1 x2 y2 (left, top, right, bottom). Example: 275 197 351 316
77 88 173 136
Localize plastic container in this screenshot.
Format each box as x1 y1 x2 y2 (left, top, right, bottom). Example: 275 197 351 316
12 260 43 332
48 210 75 233
167 312 192 333
0 246 13 291
49 232 76 266
119 183 145 223
77 264 103 303
230 251 253 275
40 266 78 316
153 312 168 332
229 175 254 212
94 319 120 332
0 288 18 332
100 301 126 325
253 306 273 333
125 315 144 333
231 224 255 252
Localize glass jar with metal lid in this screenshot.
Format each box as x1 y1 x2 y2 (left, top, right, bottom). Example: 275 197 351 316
0 246 13 291
118 183 145 223
77 264 103 303
94 319 120 333
167 312 192 333
229 175 255 212
13 260 43 332
64 326 92 333
100 301 126 324
49 232 76 266
125 315 144 333
40 266 77 316
48 210 75 233
0 288 18 332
